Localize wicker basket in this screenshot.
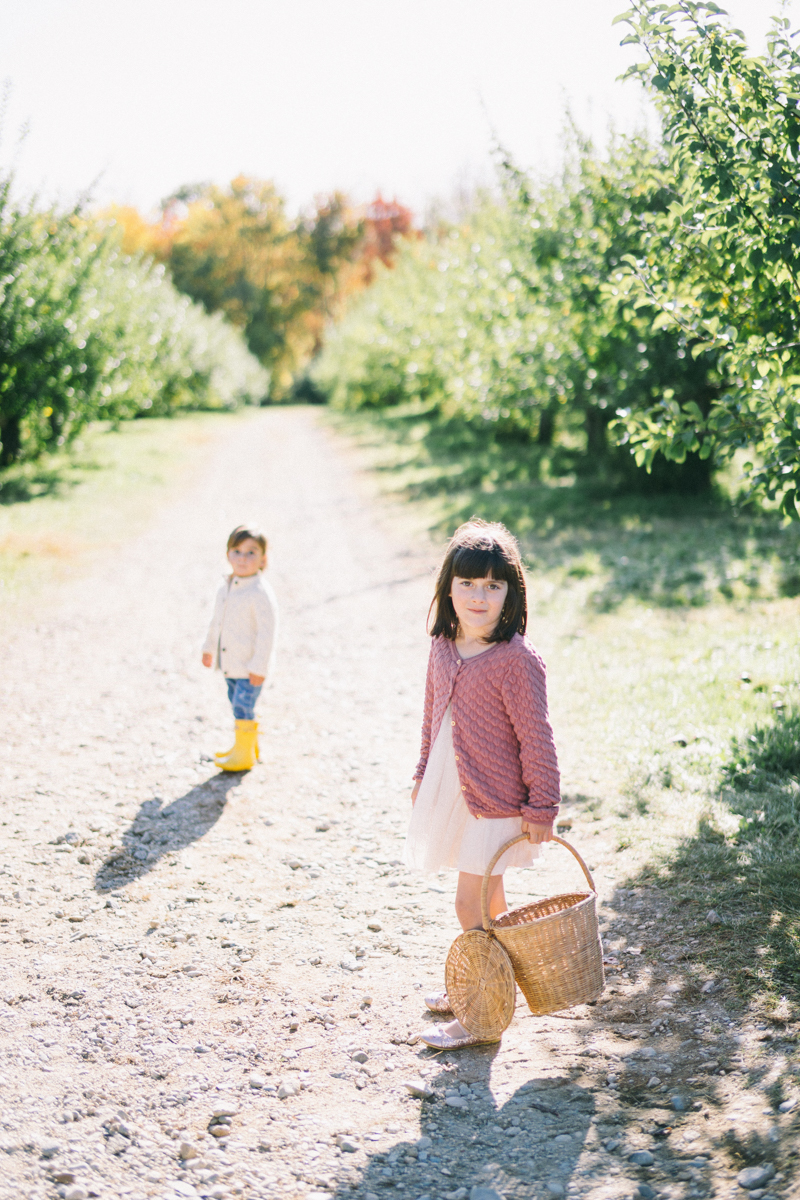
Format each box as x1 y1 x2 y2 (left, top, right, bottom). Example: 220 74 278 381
444 928 516 1040
481 834 604 1016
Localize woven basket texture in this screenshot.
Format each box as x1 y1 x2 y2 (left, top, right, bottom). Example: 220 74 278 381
445 929 515 1040
480 834 605 1017
491 890 604 1016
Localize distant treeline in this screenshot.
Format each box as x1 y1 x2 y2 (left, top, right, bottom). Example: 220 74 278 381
314 3 800 510
0 169 415 467
108 185 417 395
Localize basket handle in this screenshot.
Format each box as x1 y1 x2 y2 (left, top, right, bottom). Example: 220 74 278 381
480 834 597 932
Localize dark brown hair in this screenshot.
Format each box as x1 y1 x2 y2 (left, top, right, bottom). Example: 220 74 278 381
227 524 268 563
428 518 527 643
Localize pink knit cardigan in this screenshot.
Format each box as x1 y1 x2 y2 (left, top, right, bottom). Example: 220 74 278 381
414 633 561 827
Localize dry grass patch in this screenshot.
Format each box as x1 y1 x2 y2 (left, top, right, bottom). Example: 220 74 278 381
0 410 250 624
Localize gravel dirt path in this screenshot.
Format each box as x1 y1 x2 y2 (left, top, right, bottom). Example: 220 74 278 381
0 408 796 1200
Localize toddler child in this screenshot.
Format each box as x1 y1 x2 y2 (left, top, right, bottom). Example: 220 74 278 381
202 524 278 772
405 519 560 1048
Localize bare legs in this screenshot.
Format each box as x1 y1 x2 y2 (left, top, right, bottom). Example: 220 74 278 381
439 871 507 1038
455 870 507 931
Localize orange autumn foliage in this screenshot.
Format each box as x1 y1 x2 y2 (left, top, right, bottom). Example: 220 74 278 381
102 203 179 262
101 181 417 392
358 193 419 282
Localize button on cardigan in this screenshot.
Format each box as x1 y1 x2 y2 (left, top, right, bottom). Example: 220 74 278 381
414 633 561 827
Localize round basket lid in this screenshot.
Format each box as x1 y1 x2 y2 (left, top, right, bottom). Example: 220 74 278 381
445 929 516 1040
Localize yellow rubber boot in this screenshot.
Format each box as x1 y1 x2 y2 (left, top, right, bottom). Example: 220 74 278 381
215 726 260 764
218 720 258 772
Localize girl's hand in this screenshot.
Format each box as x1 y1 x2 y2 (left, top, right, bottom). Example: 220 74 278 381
411 779 421 807
521 821 553 845
202 653 213 668
249 673 265 687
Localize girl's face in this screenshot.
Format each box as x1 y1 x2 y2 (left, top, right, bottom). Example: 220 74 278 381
450 573 509 638
227 537 266 577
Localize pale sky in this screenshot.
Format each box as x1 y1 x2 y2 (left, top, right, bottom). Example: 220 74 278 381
0 0 790 219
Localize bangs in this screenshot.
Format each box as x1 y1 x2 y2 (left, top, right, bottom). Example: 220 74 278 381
227 524 267 553
450 544 515 583
428 518 528 643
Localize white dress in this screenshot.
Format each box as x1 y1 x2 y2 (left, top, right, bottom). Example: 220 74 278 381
404 706 539 876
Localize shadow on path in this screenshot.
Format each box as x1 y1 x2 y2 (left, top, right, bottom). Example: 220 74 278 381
330 874 797 1200
93 771 245 891
331 1039 595 1200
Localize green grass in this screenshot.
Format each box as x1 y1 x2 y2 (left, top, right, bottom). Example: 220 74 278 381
330 403 800 610
330 403 800 1016
0 410 247 623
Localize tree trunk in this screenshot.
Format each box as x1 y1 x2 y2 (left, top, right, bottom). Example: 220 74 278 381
585 406 609 460
0 415 21 468
537 403 557 446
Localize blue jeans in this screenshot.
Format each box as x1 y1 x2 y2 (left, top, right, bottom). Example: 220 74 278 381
225 677 262 721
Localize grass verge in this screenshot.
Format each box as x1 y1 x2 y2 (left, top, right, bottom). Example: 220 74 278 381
328 404 800 608
0 411 248 626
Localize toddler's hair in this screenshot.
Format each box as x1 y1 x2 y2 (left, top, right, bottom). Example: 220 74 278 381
428 518 527 643
227 524 268 560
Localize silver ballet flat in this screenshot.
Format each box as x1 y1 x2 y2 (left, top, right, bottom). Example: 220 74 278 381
418 1023 501 1050
424 991 453 1015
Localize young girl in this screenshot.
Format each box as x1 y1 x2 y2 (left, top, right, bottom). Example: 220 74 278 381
202 525 278 772
405 519 560 1049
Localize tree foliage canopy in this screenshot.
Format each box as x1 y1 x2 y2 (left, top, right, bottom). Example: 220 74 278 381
0 176 268 467
613 0 800 513
314 133 719 494
316 3 800 507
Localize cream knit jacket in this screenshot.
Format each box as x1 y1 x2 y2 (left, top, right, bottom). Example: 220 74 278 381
202 573 278 680
414 633 561 826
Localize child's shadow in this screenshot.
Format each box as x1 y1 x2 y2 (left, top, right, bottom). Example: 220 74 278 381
93 773 245 891
335 1055 597 1200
